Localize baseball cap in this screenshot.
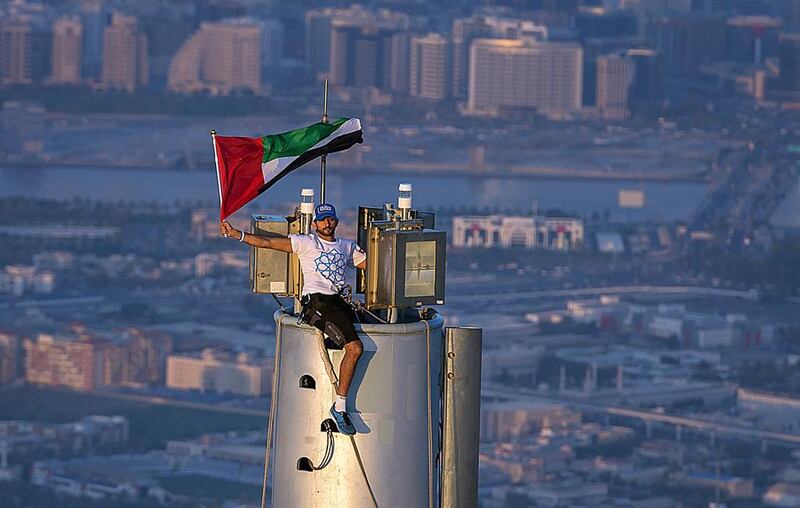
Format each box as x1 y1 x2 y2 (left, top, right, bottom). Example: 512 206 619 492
314 203 338 222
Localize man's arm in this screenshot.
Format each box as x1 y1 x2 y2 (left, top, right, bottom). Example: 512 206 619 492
220 222 293 253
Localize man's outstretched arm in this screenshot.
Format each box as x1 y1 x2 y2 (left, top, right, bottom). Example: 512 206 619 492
220 222 293 253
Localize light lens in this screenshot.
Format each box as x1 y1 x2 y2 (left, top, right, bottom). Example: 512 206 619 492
404 241 436 297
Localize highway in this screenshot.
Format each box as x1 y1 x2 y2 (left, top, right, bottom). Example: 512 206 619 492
446 285 758 304
483 384 800 447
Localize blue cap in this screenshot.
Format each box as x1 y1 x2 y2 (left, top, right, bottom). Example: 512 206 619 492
314 203 338 222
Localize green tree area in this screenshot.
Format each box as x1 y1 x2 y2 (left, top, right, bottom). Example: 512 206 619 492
157 476 258 503
0 387 265 451
0 85 275 116
686 238 800 297
736 361 800 392
0 482 200 508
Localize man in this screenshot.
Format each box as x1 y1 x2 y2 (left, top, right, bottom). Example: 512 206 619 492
220 203 366 435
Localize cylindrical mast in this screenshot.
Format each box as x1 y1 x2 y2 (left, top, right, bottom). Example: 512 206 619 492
320 78 329 204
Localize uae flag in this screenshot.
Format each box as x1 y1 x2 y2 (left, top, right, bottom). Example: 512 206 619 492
213 117 362 219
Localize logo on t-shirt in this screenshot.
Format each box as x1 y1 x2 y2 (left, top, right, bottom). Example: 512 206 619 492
314 249 347 289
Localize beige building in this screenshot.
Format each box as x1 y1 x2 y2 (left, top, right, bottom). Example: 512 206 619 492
168 19 261 95
597 53 633 120
101 13 148 91
452 15 549 99
481 401 580 441
50 17 83 84
466 38 582 118
24 334 116 391
0 18 32 84
409 33 449 101
166 349 272 396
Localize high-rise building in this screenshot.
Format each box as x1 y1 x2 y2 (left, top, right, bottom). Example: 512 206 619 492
451 15 549 99
575 7 638 38
0 332 19 385
389 32 410 94
777 0 800 32
646 14 726 77
328 9 409 89
0 18 32 84
101 13 148 91
726 16 782 64
80 0 107 79
305 5 408 88
626 47 663 100
466 39 583 118
50 17 83 84
168 19 261 95
409 33 450 101
596 53 633 119
305 8 334 76
778 33 800 92
261 19 284 68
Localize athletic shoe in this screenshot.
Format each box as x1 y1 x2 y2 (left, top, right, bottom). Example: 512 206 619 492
329 405 356 435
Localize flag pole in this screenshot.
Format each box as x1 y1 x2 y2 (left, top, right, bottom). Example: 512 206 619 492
320 77 329 204
210 129 224 219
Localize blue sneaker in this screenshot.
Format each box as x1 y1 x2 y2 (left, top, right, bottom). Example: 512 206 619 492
329 405 356 435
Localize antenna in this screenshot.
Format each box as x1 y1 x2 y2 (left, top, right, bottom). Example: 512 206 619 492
320 78 329 204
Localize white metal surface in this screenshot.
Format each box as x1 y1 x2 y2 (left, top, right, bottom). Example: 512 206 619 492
270 310 444 507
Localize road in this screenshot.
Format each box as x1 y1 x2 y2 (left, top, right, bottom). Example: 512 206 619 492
483 383 800 447
446 285 758 305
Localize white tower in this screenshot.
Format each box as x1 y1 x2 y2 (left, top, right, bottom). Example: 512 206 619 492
269 314 444 506
253 189 482 507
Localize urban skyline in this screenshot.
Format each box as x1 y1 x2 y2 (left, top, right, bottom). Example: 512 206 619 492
2 0 800 507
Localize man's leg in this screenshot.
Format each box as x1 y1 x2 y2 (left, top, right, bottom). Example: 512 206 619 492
337 339 363 397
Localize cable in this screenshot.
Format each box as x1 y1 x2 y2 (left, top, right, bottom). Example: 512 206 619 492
339 285 388 325
424 318 434 508
308 427 335 470
314 329 379 508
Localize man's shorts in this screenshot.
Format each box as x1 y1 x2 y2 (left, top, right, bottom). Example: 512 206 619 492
300 293 360 348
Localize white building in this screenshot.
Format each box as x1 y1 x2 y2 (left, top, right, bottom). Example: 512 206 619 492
696 326 735 349
452 215 583 251
0 265 54 296
409 33 449 100
466 39 582 118
166 349 272 396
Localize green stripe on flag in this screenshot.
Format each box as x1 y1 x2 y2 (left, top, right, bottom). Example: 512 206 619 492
261 117 350 164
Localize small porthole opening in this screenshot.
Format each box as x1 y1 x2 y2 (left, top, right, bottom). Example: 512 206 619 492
299 374 316 390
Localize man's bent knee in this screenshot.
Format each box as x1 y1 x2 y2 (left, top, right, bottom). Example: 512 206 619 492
345 339 363 357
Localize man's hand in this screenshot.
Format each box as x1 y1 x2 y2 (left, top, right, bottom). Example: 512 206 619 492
219 222 292 252
220 222 237 238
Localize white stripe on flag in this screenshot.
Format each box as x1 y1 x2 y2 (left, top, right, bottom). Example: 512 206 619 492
260 118 362 184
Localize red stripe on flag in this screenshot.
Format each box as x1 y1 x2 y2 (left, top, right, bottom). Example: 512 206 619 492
214 136 264 220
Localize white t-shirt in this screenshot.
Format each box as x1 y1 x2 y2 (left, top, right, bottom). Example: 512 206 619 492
289 234 367 296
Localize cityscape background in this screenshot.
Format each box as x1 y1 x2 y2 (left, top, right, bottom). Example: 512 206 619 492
1 0 800 506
